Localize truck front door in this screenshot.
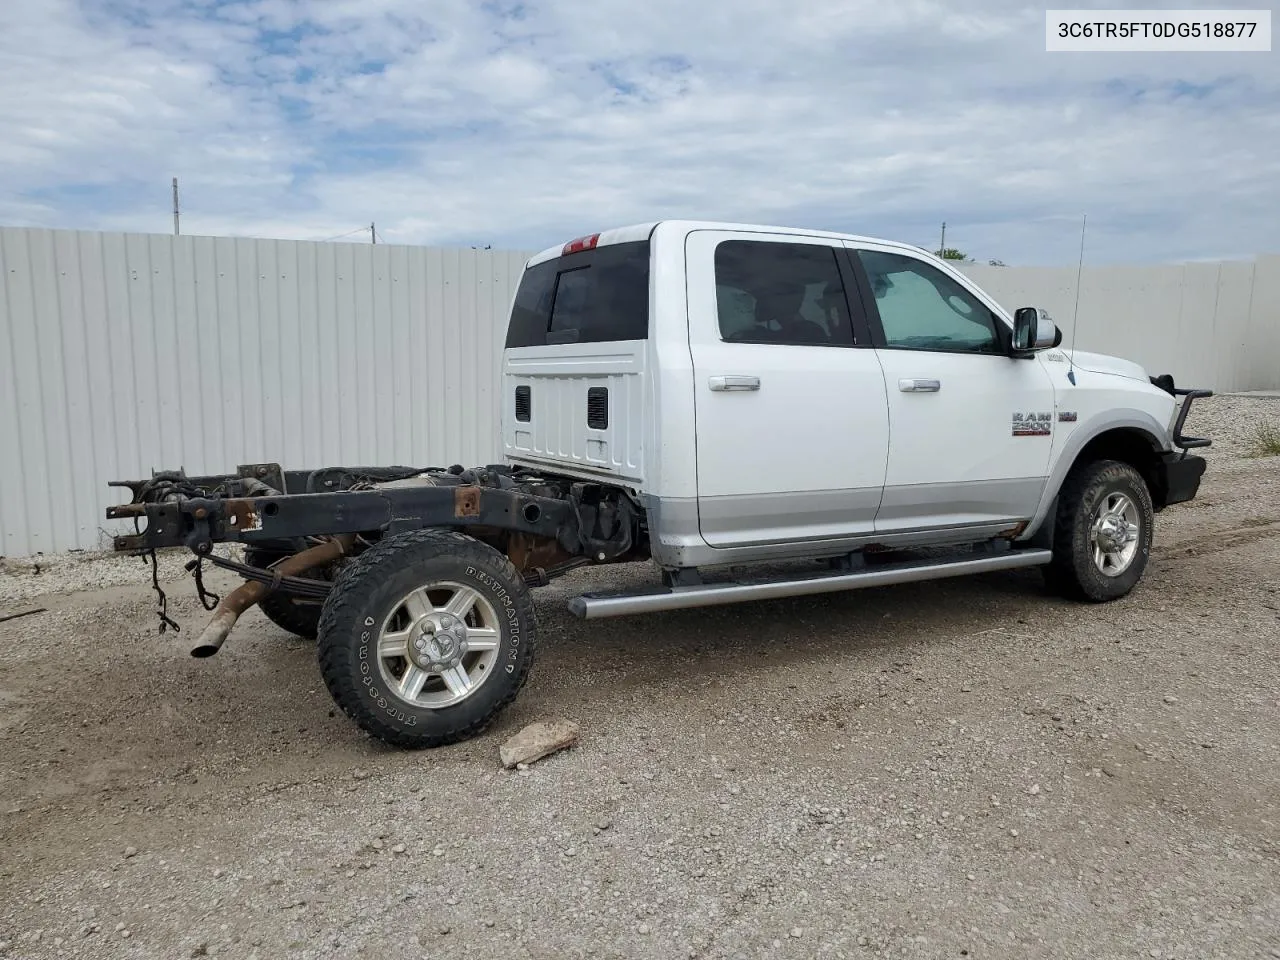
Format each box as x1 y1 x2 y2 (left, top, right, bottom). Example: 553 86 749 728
845 244 1057 533
686 230 890 548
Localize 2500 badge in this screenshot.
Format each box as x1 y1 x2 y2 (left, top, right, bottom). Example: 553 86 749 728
1012 411 1052 437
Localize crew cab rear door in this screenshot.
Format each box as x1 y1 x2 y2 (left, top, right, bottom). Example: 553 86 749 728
686 229 890 548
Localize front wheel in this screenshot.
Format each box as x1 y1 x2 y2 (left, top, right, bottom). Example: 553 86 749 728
317 529 537 748
1044 459 1154 602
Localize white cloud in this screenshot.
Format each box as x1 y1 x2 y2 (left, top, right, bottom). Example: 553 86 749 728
0 0 1276 264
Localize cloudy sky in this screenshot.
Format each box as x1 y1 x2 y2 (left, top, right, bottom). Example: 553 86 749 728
1 0 1276 264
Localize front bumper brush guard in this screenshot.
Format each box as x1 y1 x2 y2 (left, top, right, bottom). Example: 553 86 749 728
1170 387 1213 452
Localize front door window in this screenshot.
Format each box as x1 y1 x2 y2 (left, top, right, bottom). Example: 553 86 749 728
857 250 1002 354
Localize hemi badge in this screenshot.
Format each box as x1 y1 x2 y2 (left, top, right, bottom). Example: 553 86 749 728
1058 412 1078 422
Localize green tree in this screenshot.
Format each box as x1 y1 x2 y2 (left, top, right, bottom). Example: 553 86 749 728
935 247 970 261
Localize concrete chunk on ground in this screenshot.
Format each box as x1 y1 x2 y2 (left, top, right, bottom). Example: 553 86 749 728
499 720 580 769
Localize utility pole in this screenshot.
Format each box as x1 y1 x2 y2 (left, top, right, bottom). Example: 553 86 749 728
370 222 376 244
172 177 181 236
938 221 945 256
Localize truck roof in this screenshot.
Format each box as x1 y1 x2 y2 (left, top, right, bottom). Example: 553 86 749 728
526 220 932 267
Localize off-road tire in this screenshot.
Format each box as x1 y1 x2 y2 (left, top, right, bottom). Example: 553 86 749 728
244 546 327 640
316 529 537 749
1044 459 1154 603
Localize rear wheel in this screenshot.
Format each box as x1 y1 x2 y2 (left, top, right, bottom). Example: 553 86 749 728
1044 459 1154 602
317 529 537 748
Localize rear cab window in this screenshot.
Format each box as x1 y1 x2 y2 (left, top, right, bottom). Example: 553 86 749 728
505 241 650 348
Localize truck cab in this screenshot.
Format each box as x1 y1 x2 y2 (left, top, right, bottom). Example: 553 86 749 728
501 220 1205 573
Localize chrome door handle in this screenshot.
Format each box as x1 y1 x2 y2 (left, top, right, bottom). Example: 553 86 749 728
709 375 760 392
898 378 941 393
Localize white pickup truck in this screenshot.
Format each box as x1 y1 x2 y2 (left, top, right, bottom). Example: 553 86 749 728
108 220 1211 749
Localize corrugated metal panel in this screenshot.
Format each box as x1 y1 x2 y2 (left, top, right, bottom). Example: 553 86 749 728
0 227 533 556
2 226 1278 557
1247 255 1280 394
959 259 1279 390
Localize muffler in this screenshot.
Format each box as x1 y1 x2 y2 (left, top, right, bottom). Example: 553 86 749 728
190 535 355 658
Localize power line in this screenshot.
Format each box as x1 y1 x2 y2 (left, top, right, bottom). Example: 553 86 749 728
315 226 371 243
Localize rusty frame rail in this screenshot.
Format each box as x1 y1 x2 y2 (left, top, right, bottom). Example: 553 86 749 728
107 483 582 556
106 461 646 656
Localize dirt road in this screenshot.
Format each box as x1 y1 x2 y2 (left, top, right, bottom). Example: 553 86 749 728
2 398 1278 960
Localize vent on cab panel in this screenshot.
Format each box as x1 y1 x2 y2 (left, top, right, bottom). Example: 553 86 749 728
514 385 531 422
587 387 609 430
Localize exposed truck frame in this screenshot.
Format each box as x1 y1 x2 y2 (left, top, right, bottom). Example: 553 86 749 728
108 461 645 641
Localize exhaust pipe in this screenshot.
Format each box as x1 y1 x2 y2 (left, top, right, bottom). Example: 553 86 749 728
190 535 355 658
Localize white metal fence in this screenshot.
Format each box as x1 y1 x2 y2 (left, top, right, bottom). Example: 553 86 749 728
0 228 532 556
2 226 1277 557
960 256 1280 394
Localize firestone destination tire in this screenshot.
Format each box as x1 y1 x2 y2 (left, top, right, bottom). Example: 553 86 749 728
317 528 537 749
1044 459 1154 603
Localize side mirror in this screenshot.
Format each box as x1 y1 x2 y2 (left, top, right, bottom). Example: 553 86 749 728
1012 307 1063 355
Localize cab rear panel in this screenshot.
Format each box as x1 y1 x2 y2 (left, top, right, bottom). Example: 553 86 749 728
501 237 650 486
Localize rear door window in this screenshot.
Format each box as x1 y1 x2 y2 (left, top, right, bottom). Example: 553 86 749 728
712 240 855 346
505 241 650 347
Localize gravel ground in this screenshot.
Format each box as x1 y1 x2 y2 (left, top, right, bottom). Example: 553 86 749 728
1 395 1278 960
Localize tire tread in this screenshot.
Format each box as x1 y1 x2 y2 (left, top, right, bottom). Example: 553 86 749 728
316 529 536 749
1046 459 1153 603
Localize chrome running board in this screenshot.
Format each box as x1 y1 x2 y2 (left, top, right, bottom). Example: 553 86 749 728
568 548 1053 620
